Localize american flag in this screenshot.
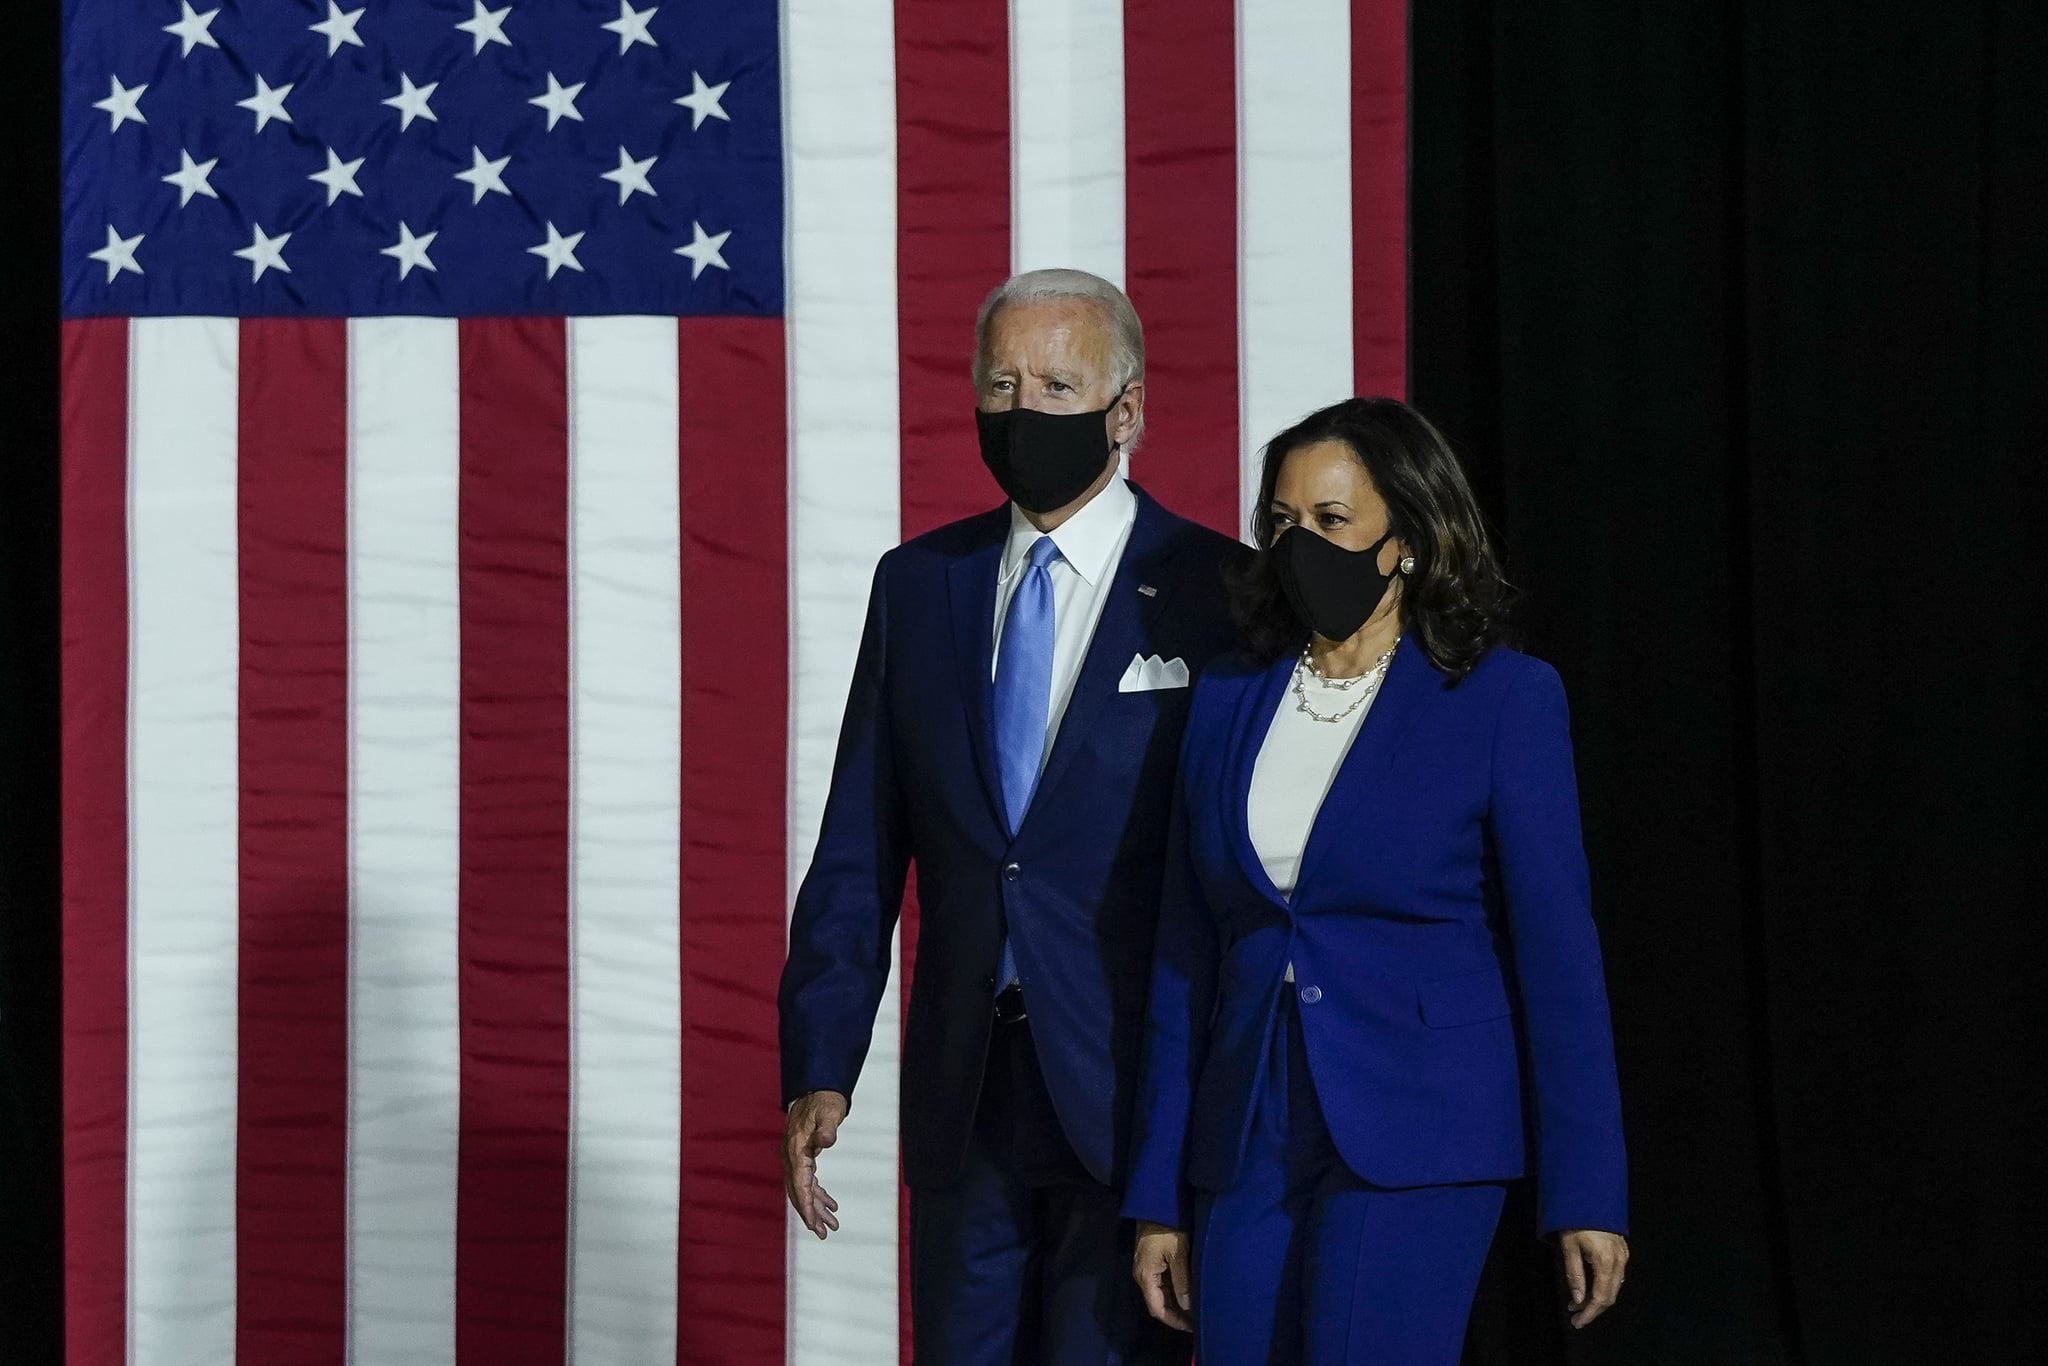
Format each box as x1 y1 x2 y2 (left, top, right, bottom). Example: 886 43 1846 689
59 0 1404 1362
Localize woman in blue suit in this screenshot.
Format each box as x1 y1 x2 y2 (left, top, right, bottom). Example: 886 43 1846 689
1123 398 1629 1363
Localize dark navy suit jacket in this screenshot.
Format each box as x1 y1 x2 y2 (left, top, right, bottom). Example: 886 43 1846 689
1123 638 1629 1238
778 485 1244 1190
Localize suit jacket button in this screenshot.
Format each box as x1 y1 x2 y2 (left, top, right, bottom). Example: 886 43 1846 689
1298 985 1323 1005
1003 862 1021 881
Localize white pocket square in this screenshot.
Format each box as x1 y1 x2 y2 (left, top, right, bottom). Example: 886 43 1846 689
1118 653 1190 693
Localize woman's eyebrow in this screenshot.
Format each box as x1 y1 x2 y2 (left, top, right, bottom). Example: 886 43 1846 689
1311 500 1353 511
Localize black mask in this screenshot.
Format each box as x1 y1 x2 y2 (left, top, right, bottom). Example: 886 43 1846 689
975 398 1121 514
1273 525 1400 642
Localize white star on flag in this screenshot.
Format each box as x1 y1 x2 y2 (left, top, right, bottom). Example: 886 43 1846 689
380 222 439 279
234 224 292 282
673 221 731 279
455 146 513 203
601 1 658 53
236 75 294 133
529 73 586 130
528 222 586 279
309 3 366 56
163 3 220 57
383 73 440 130
89 225 144 281
600 147 658 204
309 149 366 205
92 76 148 132
673 72 730 129
456 1 513 54
161 149 220 206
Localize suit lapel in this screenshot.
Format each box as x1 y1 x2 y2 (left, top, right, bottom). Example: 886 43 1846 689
1025 489 1180 816
1225 653 1297 906
947 532 1007 830
1289 635 1446 895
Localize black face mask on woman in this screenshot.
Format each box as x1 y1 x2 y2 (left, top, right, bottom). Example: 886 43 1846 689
974 393 1123 514
1274 524 1401 642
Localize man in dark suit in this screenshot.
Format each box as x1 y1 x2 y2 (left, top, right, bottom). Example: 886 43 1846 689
778 268 1243 1363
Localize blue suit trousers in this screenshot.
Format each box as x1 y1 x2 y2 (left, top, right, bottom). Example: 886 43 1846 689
1192 995 1506 1366
910 1017 1187 1366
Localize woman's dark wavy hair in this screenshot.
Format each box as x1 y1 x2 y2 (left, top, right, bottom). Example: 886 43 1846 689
1232 396 1517 683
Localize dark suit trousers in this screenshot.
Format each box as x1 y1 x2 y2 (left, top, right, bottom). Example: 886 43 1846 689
1191 993 1507 1365
909 1015 1187 1366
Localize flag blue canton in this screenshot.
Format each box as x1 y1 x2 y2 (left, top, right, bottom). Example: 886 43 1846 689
62 0 784 319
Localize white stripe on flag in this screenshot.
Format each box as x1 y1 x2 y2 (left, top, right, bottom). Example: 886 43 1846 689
1011 0 1128 286
565 317 686 1364
785 0 905 1360
128 316 240 1365
346 316 463 1366
1237 0 1354 524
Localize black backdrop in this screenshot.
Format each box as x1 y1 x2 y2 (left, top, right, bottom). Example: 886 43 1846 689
1 0 63 1360
1412 3 2046 1362
4 3 2044 1363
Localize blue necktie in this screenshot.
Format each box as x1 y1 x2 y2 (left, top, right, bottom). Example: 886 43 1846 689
992 535 1061 988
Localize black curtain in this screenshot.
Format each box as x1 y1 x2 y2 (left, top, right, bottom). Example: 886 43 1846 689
1411 3 2046 1362
2 0 63 1360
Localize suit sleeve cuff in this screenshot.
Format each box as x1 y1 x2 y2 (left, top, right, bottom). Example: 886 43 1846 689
781 1078 854 1113
1119 1180 1192 1231
1535 1206 1629 1241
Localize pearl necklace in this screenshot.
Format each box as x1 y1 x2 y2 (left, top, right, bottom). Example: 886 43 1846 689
1292 638 1399 724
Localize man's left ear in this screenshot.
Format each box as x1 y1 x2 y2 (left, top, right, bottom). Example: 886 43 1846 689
1110 382 1144 447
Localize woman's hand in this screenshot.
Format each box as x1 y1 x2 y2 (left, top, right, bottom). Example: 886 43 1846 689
1557 1229 1629 1328
1131 1221 1194 1332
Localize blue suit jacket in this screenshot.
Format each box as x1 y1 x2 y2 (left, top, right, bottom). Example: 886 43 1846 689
1123 639 1628 1238
778 485 1244 1189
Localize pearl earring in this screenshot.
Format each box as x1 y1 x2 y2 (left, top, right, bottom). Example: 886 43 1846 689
1399 555 1416 575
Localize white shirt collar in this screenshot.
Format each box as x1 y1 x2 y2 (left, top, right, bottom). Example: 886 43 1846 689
999 475 1137 588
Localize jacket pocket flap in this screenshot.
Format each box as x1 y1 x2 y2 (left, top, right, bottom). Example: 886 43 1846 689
1416 966 1513 1028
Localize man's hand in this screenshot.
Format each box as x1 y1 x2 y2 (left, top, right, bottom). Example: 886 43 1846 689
1558 1229 1629 1328
1131 1220 1193 1332
783 1090 849 1240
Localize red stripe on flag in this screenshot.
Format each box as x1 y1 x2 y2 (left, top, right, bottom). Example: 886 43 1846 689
1125 0 1243 538
61 317 130 1366
675 317 790 1362
455 318 572 1363
895 9 1012 1357
895 0 1012 541
1351 0 1408 399
235 318 351 1362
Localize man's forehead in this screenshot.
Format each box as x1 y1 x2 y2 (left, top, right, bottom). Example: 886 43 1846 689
983 355 1091 377
983 302 1113 366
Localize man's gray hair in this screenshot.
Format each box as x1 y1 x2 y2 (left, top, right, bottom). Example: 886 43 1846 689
971 268 1146 394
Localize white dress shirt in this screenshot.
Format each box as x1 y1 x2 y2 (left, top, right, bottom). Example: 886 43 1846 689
991 475 1138 771
1248 659 1387 981
1248 660 1385 897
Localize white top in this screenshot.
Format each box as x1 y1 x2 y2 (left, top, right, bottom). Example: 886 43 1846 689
1248 658 1388 898
991 475 1138 770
